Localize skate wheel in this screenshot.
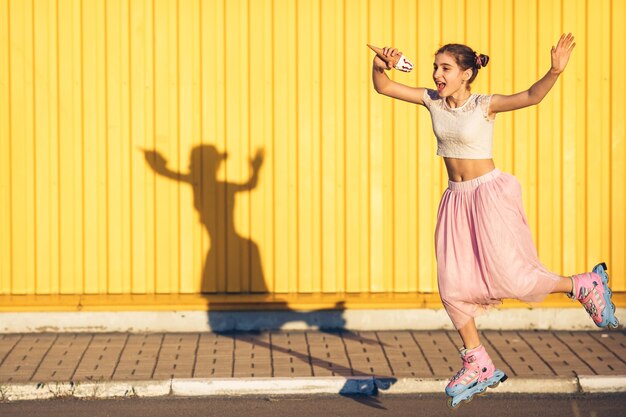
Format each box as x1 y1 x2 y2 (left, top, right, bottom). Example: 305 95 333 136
447 397 457 409
489 381 500 389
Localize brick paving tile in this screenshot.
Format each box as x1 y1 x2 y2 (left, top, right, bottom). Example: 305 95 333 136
274 364 312 372
411 331 459 376
195 360 232 369
31 334 92 381
589 331 626 355
483 331 553 377
306 333 345 345
0 335 58 382
153 334 198 379
311 357 353 376
0 335 22 365
234 345 271 352
111 334 162 380
194 343 234 378
1 330 624 383
274 357 308 367
337 332 390 377
517 331 594 377
377 331 432 377
309 354 350 368
553 331 626 375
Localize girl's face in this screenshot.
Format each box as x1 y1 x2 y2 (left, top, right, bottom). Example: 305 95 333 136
432 52 473 97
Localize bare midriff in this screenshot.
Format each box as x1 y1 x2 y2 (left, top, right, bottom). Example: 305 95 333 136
444 157 496 182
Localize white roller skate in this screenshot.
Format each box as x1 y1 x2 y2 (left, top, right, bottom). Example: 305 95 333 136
445 344 507 409
569 262 619 328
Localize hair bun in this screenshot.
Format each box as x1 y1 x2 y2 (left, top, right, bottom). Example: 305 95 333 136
475 53 490 69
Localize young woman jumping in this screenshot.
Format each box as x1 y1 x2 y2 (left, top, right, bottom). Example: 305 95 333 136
371 33 619 408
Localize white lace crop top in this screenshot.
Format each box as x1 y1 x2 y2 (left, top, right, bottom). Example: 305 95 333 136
422 89 495 159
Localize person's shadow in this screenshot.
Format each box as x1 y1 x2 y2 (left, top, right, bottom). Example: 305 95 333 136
143 145 395 400
143 145 348 328
144 145 264 293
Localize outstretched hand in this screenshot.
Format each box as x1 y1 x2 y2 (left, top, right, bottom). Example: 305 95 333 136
551 33 576 74
251 148 264 171
143 149 168 171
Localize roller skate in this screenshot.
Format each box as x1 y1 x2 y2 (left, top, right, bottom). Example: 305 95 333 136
445 344 507 409
569 262 619 328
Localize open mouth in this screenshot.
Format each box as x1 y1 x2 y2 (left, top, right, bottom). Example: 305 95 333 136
436 82 446 93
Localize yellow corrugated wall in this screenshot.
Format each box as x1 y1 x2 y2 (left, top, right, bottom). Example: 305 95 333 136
1 0 625 311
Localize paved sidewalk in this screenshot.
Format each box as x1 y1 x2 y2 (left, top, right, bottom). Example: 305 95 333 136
1 330 625 401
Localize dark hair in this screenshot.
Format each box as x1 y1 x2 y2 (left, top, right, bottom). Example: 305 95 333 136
436 44 490 85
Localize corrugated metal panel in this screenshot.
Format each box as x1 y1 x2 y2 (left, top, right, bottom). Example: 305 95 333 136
1 0 625 308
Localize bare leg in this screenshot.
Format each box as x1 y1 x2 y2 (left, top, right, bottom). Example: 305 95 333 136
458 277 573 349
550 276 574 294
458 318 481 350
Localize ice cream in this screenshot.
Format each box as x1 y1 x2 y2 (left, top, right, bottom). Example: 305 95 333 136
367 44 414 72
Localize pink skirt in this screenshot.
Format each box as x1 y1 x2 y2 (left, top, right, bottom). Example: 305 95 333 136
435 168 561 329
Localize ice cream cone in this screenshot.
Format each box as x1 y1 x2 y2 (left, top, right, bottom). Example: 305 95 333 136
367 44 399 66
367 44 414 73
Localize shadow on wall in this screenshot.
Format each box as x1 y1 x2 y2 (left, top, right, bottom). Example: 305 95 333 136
143 144 349 331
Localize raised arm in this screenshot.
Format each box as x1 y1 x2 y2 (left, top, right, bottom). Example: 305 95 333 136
372 47 425 105
143 149 192 183
232 148 264 192
490 33 576 115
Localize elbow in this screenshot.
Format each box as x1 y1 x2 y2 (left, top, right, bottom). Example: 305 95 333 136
372 78 390 95
374 84 389 96
526 90 546 106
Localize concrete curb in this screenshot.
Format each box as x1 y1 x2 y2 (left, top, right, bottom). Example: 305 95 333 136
170 377 376 396
1 376 624 402
578 375 626 393
0 380 171 402
2 308 625 333
376 377 581 394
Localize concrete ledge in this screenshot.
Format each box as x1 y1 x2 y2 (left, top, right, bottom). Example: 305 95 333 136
1 308 624 333
491 377 579 394
377 378 447 394
376 377 579 395
0 380 171 402
578 375 626 393
2 375 624 401
171 377 376 396
71 380 171 398
0 383 57 401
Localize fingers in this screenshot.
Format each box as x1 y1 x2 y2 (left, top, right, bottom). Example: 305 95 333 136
373 55 388 70
382 47 401 57
556 33 575 50
380 47 401 69
569 41 576 52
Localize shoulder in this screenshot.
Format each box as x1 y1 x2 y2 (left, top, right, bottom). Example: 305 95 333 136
474 93 496 121
474 93 493 103
423 88 441 108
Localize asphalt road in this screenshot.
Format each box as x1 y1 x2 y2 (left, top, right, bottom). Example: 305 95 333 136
1 394 625 417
